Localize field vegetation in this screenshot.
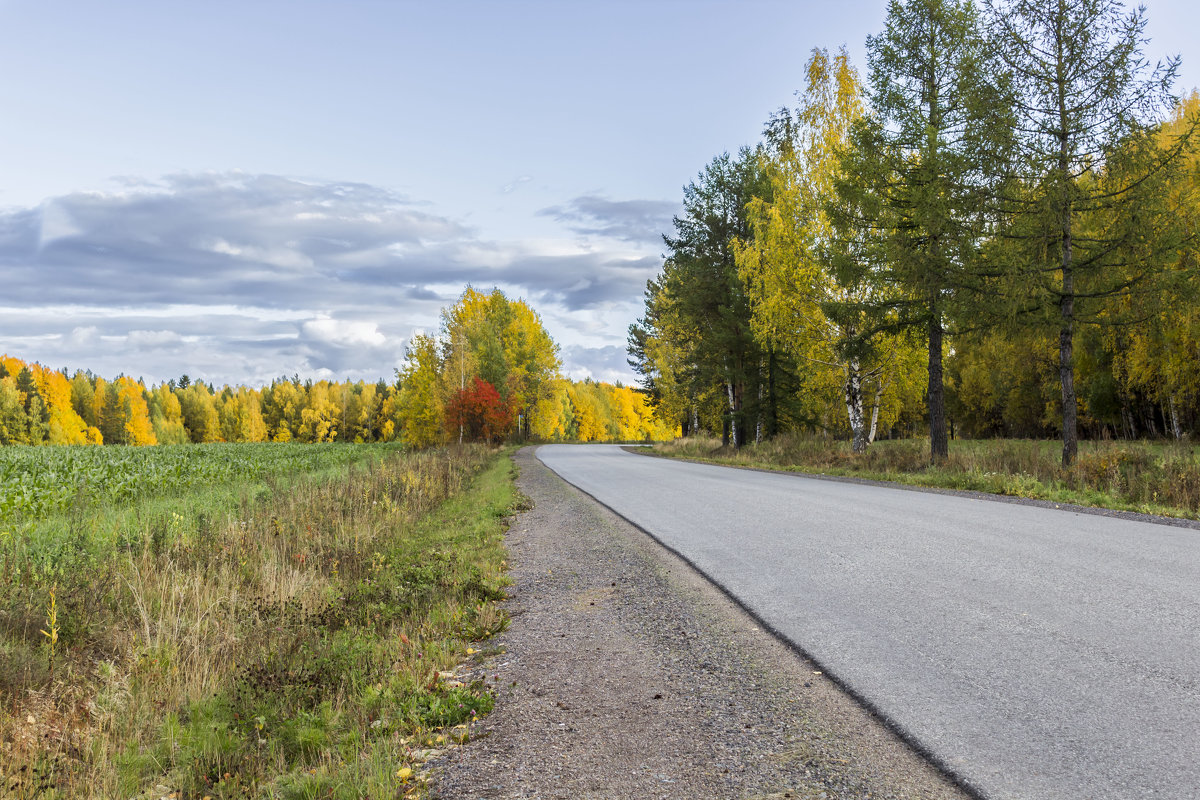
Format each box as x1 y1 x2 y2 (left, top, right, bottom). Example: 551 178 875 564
653 434 1200 519
0 442 518 799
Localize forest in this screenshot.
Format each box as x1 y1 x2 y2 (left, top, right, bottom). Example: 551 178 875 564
0 287 676 449
629 0 1200 467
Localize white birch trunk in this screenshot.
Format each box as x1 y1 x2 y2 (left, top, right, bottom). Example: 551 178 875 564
1169 394 1183 440
868 383 884 445
755 376 764 444
726 381 737 447
844 360 868 454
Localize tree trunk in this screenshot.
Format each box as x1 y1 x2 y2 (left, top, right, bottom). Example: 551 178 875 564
1169 394 1183 440
1120 398 1137 440
928 311 948 462
725 381 737 448
1143 399 1159 438
766 350 778 440
1059 275 1078 467
845 361 869 454
1057 68 1078 468
868 382 884 445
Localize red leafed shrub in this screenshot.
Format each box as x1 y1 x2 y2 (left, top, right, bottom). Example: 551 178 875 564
445 377 514 443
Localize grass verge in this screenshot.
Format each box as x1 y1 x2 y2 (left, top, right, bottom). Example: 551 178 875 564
0 445 521 799
651 434 1200 521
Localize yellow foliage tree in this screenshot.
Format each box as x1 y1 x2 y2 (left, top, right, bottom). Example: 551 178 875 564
395 334 446 448
177 383 221 443
299 382 339 443
441 287 561 437
116 377 157 446
734 48 924 452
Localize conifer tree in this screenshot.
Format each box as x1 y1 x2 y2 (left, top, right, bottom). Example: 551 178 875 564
843 0 1005 461
632 149 773 447
983 0 1194 465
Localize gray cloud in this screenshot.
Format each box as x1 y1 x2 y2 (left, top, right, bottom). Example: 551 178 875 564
560 344 637 385
537 194 677 245
0 172 662 385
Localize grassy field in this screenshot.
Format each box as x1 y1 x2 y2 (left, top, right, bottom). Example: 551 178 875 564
653 434 1200 520
0 442 520 799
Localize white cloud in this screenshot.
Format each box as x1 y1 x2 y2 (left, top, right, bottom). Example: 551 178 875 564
38 200 83 249
300 316 388 349
125 330 185 348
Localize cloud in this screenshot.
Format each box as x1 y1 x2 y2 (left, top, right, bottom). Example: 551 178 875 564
560 344 637 385
300 316 387 349
500 175 533 194
537 194 677 244
0 172 662 385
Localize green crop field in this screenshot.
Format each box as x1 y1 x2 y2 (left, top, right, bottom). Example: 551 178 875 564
0 442 518 799
0 441 406 523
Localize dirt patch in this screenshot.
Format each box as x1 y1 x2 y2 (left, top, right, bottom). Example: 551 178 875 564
430 447 973 800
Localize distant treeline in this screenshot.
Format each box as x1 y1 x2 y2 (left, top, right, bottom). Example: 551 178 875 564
0 287 677 447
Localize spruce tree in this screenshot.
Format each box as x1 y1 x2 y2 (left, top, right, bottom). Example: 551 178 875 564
634 149 773 447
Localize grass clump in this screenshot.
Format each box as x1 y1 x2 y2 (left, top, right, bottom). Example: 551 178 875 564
654 433 1200 519
0 443 520 799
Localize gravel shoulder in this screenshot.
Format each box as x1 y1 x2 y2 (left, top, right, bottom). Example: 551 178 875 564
430 447 973 800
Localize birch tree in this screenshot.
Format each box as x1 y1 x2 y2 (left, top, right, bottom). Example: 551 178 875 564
736 47 923 452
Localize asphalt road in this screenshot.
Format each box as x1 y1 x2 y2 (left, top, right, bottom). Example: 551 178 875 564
535 444 1200 800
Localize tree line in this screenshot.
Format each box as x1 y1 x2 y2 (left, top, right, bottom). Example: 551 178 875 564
629 0 1200 466
1 287 676 447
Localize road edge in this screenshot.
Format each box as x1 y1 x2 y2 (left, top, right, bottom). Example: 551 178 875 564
534 445 991 800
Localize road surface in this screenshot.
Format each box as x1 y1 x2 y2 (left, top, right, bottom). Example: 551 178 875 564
535 444 1200 800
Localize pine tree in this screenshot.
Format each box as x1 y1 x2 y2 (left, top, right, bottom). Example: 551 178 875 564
634 149 772 447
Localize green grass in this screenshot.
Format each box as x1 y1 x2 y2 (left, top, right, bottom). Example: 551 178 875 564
652 433 1200 520
0 443 521 799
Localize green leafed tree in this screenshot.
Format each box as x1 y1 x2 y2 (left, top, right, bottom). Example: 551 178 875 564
736 47 926 453
441 287 561 439
631 148 781 447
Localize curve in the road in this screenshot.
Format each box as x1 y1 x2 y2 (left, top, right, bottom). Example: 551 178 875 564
535 444 1200 800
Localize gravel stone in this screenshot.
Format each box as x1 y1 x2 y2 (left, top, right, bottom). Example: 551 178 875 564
430 447 972 800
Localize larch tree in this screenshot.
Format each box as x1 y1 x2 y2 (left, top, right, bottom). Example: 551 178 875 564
983 0 1194 465
847 0 1005 460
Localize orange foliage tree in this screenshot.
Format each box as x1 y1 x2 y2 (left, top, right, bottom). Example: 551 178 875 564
444 377 514 444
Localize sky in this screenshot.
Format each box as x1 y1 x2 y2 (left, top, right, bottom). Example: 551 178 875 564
1 0 1197 388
